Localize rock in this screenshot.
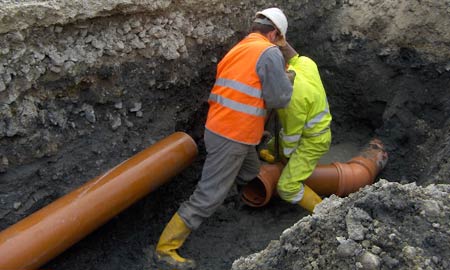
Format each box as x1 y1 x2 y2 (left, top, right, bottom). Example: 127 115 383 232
358 251 381 270
48 50 67 66
130 38 146 49
85 35 95 43
54 26 63 33
420 200 441 218
11 47 26 60
64 60 76 71
7 31 25 42
0 121 6 138
33 51 46 61
346 207 372 241
371 245 381 255
402 245 417 259
129 102 142 112
336 238 362 257
92 38 106 50
123 22 132 33
0 155 8 173
50 65 62 73
110 114 122 130
115 40 125 51
124 118 134 128
48 109 67 128
114 101 123 109
0 79 6 92
381 254 399 268
81 104 96 123
66 48 80 62
13 202 22 209
2 72 11 85
130 19 141 28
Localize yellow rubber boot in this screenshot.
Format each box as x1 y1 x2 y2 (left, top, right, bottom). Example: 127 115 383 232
298 184 322 213
155 213 196 270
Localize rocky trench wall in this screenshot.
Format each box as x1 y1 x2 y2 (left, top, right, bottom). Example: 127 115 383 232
1 0 450 230
0 0 260 229
282 0 450 186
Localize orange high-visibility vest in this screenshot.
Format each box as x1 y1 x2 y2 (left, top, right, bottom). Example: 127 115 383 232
206 33 275 145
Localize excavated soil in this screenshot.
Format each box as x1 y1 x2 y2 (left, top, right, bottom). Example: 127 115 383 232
232 180 450 270
1 1 449 270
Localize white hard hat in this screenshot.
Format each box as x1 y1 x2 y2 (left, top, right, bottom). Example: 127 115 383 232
255 7 288 45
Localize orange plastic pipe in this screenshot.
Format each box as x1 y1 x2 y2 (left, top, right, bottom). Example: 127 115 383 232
0 132 198 270
306 138 388 196
241 162 284 207
242 139 388 207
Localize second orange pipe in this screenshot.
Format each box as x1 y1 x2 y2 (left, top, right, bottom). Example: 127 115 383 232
242 139 388 207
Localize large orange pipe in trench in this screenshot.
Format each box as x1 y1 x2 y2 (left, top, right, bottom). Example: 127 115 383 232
0 132 198 270
242 139 388 207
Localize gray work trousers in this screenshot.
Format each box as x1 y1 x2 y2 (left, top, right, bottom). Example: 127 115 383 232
178 129 260 230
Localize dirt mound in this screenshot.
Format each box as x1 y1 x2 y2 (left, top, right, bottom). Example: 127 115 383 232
232 180 450 270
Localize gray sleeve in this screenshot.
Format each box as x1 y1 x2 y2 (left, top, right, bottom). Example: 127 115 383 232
256 46 293 109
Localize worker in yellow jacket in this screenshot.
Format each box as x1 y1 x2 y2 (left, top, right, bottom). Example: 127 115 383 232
261 41 332 213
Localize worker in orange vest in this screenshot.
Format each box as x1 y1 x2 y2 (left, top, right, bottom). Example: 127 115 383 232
155 7 293 270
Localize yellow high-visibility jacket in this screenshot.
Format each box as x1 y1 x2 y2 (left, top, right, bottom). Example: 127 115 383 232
277 55 332 158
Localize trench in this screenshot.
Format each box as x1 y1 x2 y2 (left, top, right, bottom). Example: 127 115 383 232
1 1 450 270
38 43 448 270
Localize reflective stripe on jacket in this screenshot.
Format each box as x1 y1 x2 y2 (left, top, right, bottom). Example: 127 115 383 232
277 55 332 157
206 33 275 145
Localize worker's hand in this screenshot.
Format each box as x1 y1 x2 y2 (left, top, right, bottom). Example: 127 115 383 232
260 149 276 163
286 70 296 84
279 41 298 62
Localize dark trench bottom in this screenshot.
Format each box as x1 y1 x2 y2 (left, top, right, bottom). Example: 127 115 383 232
43 125 378 270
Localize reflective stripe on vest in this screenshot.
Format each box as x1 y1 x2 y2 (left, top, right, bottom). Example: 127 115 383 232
280 128 301 156
305 97 330 129
215 78 263 98
209 93 266 117
282 127 330 156
281 129 301 143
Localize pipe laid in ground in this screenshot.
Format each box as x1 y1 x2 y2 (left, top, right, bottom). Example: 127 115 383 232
0 132 198 270
242 139 388 207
